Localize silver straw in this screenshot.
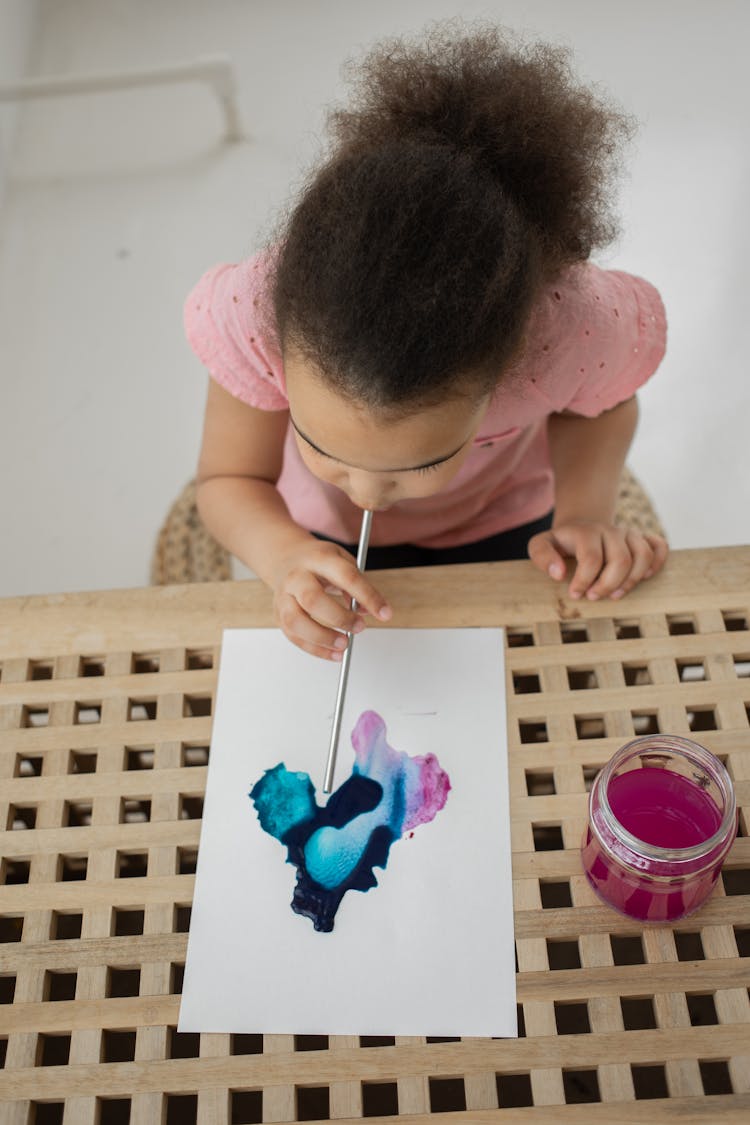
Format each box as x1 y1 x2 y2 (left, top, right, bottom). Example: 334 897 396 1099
323 507 373 793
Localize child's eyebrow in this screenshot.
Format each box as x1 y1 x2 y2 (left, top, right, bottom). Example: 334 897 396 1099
289 416 467 473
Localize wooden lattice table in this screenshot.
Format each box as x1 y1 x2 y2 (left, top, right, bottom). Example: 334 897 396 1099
1 546 749 1124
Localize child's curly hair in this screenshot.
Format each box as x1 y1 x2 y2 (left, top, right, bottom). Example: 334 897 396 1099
272 21 635 411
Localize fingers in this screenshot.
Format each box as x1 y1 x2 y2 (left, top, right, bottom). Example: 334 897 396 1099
527 532 568 581
274 545 393 661
533 524 670 602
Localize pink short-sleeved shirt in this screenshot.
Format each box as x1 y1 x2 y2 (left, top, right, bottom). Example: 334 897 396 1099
185 253 666 548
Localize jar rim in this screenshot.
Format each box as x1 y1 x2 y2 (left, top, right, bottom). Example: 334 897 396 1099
594 734 737 865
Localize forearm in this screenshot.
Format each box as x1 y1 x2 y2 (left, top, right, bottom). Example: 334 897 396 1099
547 396 638 525
195 475 314 588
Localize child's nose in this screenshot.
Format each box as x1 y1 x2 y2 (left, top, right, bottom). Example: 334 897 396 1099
346 473 396 512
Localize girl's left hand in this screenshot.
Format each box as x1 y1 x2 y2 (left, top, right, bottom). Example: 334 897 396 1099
528 522 669 601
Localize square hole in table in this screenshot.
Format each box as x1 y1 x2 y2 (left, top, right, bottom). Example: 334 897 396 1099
723 868 750 896
128 698 157 721
116 851 148 878
120 798 151 824
674 931 705 961
632 711 660 735
45 971 77 1001
519 719 548 744
540 880 573 909
0 915 24 942
554 1001 591 1034
112 908 145 937
74 702 102 724
102 1030 136 1063
231 1090 263 1124
699 1060 733 1095
8 804 37 829
184 694 212 718
359 1036 396 1048
179 796 204 821
58 854 88 882
425 1037 461 1044
133 654 160 674
547 939 581 970
171 963 185 994
174 904 192 933
610 935 645 965
561 624 589 644
81 657 105 677
15 754 43 777
182 743 210 767
362 1081 399 1117
106 968 140 998
65 801 93 828
496 1073 533 1108
187 649 214 670
532 823 564 852
525 769 555 796
512 671 541 694
620 996 657 1030
177 847 198 875
507 629 534 648
575 715 606 739
0 1038 7 1068
168 1027 200 1059
125 747 154 771
623 663 652 686
30 1103 65 1125
615 619 642 639
582 764 601 792
734 654 750 678
667 615 696 635
1 858 30 885
69 751 97 774
722 610 749 632
29 660 54 680
296 1086 329 1121
0 975 16 1004
562 1068 601 1103
687 706 718 732
734 926 750 957
231 1034 263 1055
567 667 598 690
677 659 707 683
686 992 719 1026
166 1094 198 1125
96 1099 132 1124
631 1064 668 1099
51 912 82 941
428 1077 466 1113
23 706 49 727
294 1035 329 1051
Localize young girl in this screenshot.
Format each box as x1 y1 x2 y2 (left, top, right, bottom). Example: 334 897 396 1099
188 23 668 661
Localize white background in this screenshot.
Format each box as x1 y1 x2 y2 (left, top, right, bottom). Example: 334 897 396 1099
179 628 516 1037
1 0 748 597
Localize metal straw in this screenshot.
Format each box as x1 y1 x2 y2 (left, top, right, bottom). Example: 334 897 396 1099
323 508 373 793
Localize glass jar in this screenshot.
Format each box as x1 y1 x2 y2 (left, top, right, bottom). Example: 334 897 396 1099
582 735 737 922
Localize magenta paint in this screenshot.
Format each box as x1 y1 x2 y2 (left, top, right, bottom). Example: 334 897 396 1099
582 736 736 922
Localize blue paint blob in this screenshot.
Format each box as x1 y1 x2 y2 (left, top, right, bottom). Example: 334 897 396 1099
249 711 451 933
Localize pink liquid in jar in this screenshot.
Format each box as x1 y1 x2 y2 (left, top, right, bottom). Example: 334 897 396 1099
582 736 736 922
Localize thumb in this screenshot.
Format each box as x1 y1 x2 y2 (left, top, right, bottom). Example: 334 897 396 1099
528 532 567 581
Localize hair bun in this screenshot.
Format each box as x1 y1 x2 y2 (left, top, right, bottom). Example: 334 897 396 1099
329 21 634 267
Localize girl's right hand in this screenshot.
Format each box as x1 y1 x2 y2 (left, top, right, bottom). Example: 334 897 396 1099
271 539 392 659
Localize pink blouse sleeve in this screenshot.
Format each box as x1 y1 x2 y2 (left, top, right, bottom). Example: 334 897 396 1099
183 253 288 410
532 265 667 418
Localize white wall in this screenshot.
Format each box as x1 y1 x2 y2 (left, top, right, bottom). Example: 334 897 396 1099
0 0 38 213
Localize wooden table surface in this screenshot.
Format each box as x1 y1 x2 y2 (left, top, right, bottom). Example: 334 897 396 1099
1 546 749 1124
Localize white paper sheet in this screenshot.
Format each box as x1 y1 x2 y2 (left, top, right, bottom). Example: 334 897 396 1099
179 627 516 1037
